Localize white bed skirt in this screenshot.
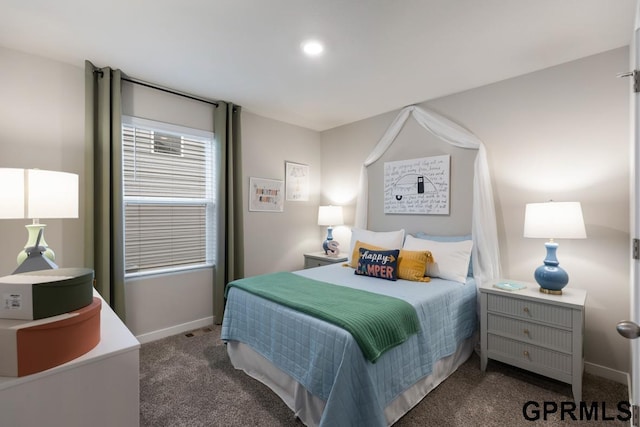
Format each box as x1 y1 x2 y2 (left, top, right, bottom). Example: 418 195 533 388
226 332 477 426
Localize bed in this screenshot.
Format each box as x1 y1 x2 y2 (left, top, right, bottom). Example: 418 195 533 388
220 106 501 425
221 233 479 426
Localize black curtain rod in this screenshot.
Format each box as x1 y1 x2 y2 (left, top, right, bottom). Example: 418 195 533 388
121 76 219 107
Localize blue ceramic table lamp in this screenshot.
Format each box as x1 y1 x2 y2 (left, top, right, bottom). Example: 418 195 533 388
317 205 344 256
523 201 586 295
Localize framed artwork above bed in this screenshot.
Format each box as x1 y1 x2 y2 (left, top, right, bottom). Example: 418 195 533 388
383 155 450 215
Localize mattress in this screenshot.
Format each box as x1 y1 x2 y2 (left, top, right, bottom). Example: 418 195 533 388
221 263 477 426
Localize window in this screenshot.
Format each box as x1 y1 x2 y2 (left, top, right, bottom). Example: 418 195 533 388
122 116 216 276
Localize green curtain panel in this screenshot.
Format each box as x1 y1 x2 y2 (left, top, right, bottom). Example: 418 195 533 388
85 61 243 325
84 60 126 321
214 102 245 324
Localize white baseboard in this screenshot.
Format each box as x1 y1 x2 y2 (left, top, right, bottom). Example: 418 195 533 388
584 361 629 386
135 316 215 344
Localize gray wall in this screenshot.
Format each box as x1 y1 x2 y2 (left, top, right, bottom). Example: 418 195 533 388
320 47 631 380
0 46 85 275
241 111 322 276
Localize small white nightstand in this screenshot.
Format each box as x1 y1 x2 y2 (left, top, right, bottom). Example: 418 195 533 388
303 251 347 269
479 280 587 402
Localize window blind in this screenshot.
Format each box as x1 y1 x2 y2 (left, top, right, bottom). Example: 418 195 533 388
122 117 215 276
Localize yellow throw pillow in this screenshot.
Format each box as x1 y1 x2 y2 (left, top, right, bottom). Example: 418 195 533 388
349 240 385 268
398 250 433 282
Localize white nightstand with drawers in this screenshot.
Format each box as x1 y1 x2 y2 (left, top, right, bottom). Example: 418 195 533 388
303 251 348 269
479 280 587 402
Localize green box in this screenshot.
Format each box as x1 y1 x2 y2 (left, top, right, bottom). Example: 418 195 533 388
0 268 94 320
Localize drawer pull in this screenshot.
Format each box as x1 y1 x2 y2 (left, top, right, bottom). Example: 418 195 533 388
523 350 530 358
523 329 530 336
523 307 530 314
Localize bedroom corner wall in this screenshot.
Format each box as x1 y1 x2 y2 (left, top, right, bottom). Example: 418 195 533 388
320 47 631 379
241 111 322 276
0 46 86 276
0 45 323 341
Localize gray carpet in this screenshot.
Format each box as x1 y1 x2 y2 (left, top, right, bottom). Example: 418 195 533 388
140 325 629 426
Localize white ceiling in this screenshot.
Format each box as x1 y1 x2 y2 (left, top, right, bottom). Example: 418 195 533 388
0 0 636 131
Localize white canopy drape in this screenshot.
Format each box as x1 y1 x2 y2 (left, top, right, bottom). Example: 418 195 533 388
354 105 501 285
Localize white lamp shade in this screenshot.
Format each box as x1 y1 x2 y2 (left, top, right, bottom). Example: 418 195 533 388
0 168 79 220
524 201 586 239
317 205 344 226
0 168 26 218
26 169 78 219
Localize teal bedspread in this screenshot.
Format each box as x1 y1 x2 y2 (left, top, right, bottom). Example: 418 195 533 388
226 271 420 362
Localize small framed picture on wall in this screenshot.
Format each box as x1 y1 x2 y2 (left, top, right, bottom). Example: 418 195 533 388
285 161 309 201
249 177 284 212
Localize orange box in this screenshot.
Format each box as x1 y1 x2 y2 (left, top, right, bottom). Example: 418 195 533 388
0 298 101 377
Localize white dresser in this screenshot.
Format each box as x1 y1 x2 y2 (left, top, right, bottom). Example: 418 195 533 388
0 290 140 427
479 280 587 402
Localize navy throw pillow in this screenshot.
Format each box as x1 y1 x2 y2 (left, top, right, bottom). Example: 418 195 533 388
355 248 400 281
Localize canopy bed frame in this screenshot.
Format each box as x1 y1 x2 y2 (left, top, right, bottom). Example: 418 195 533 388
221 105 501 426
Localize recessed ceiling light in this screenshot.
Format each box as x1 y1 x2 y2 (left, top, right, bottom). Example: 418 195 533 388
301 40 324 57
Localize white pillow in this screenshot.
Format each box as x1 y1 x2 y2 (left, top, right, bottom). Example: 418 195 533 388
348 228 405 262
402 234 473 284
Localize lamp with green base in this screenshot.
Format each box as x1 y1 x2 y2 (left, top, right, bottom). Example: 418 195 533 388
18 222 56 266
0 168 78 273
